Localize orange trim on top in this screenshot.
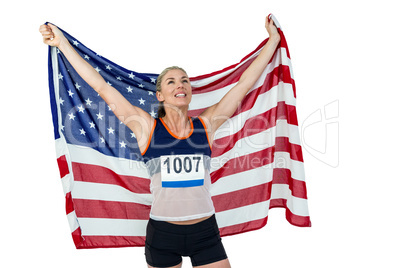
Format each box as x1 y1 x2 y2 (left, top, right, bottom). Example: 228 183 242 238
160 116 194 140
198 116 213 151
141 119 157 156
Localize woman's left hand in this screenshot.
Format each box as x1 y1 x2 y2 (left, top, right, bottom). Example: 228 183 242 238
265 16 280 40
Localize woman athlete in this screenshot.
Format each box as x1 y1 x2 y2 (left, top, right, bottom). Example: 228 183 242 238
39 15 280 268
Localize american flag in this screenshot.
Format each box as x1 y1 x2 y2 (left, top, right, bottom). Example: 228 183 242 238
47 14 311 249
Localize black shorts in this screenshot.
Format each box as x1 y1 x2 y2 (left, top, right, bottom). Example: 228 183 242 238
145 215 228 267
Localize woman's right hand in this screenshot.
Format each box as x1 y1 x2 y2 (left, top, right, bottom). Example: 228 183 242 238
39 23 65 47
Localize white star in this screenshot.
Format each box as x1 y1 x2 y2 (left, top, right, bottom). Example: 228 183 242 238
68 90 74 97
59 97 65 105
129 72 135 79
72 40 79 46
119 141 127 148
96 112 104 120
150 78 156 83
138 98 145 105
79 128 86 135
116 76 122 81
95 67 101 73
107 81 112 86
89 121 95 128
60 125 65 131
106 65 112 70
75 83 81 90
150 111 157 118
77 105 85 113
107 127 115 134
148 91 154 95
84 55 90 60
130 132 136 138
139 84 144 88
126 86 133 93
85 98 92 106
68 113 75 120
100 137 105 144
58 73 63 80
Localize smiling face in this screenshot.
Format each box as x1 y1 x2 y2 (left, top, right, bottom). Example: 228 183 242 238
156 68 192 109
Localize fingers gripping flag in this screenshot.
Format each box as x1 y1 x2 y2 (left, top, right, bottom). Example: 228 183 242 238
47 14 311 249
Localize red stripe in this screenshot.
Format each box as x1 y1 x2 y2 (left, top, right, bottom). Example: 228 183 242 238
57 155 69 178
212 175 307 213
219 217 267 237
275 137 304 162
278 29 291 59
211 147 274 184
75 235 146 249
65 192 74 215
273 168 307 199
72 162 151 194
269 199 311 227
212 183 272 212
71 227 84 249
73 199 150 220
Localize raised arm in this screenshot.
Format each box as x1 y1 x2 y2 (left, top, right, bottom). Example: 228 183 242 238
200 16 280 141
39 24 154 153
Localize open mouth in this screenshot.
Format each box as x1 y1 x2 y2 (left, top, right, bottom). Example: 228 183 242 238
175 93 186 98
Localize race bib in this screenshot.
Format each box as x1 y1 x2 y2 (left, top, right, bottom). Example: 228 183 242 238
160 154 205 188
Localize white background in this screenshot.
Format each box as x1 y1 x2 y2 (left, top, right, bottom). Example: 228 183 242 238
1 0 401 267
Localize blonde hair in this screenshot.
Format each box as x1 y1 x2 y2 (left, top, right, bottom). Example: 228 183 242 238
156 66 188 118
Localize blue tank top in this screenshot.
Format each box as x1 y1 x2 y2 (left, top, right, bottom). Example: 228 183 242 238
142 117 215 221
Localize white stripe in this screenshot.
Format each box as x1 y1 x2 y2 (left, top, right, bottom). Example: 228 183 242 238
274 151 305 181
67 210 80 233
210 164 274 196
61 174 72 196
211 151 305 196
216 201 270 228
275 119 302 145
77 218 148 236
216 186 309 229
212 128 276 170
67 143 150 178
271 184 310 216
51 46 62 135
269 14 282 30
52 48 78 200
72 181 152 205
